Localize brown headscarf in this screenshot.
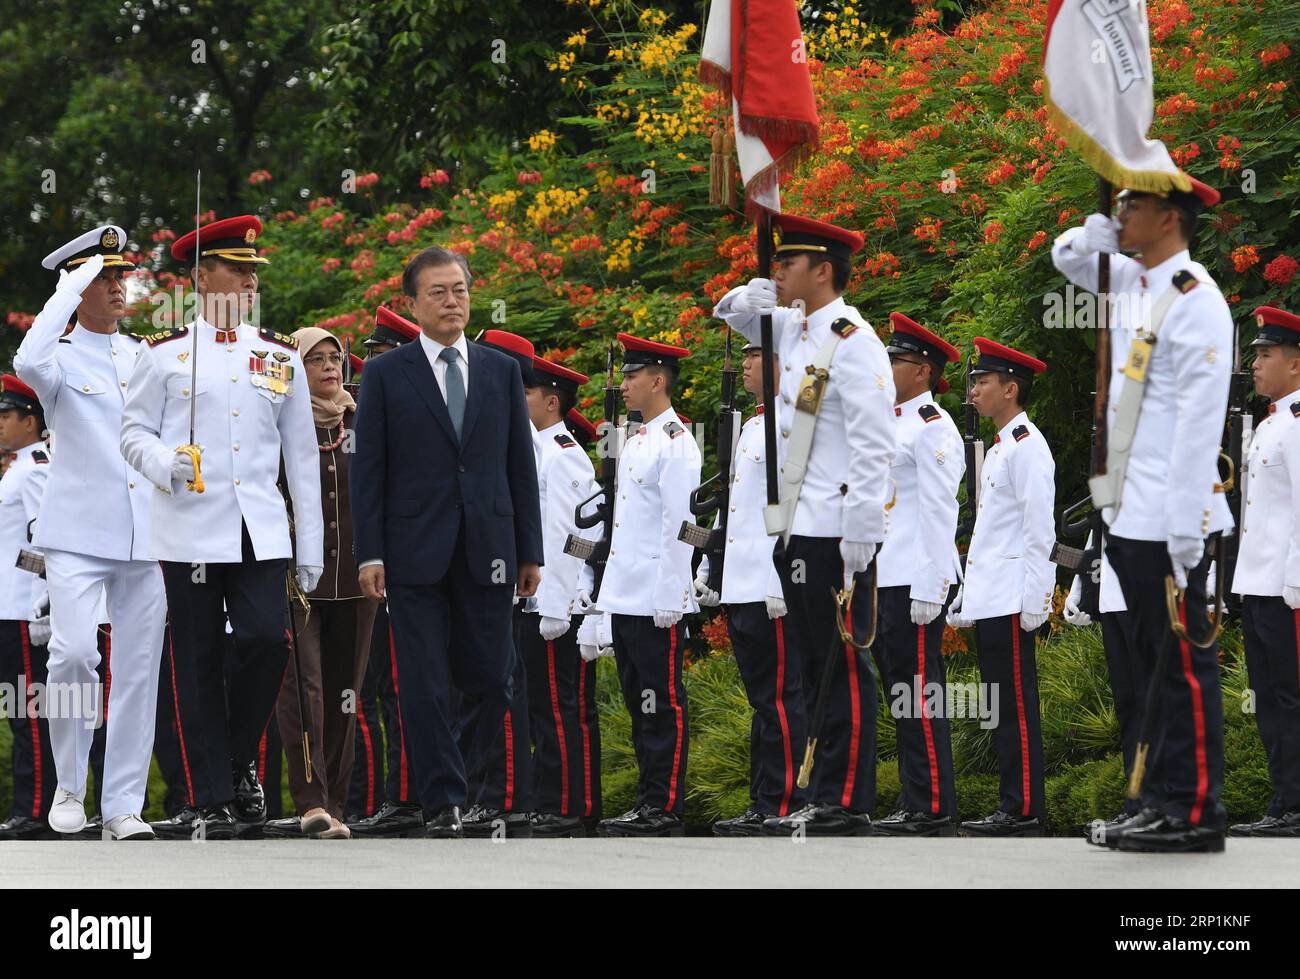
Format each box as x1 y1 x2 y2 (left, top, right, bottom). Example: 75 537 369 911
292 327 355 429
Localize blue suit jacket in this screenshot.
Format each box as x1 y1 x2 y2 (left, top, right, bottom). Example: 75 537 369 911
350 337 543 586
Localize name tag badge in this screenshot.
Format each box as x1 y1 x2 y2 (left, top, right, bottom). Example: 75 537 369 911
1122 337 1153 383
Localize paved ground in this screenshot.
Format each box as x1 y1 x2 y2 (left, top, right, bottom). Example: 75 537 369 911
1 838 1295 888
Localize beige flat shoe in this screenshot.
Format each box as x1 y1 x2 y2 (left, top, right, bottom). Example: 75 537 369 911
301 808 332 835
317 816 351 839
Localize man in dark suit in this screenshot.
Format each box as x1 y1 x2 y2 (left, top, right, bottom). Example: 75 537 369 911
350 246 543 838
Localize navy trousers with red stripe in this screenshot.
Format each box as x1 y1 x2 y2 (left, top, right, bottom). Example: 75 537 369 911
872 585 957 819
974 614 1045 820
578 634 602 820
459 606 532 812
1100 609 1150 817
1105 534 1225 828
1 621 55 821
1241 595 1300 817
612 614 688 815
521 612 600 818
725 601 806 817
775 536 876 813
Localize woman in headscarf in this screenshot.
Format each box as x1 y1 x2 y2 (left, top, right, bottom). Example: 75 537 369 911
270 327 377 838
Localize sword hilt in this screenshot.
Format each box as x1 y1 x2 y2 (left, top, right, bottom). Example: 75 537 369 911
177 443 204 493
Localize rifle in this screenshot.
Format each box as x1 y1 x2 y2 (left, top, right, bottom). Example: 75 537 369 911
677 327 741 591
956 353 985 554
1218 318 1253 616
563 343 620 601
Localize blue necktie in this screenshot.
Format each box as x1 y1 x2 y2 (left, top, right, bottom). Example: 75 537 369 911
439 346 465 438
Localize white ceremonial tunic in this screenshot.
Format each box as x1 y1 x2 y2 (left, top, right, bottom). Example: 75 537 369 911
597 407 701 617
962 412 1057 620
120 316 323 567
533 419 600 621
0 443 50 620
1052 230 1233 542
713 292 896 543
1231 390 1300 598
719 410 784 605
876 391 964 604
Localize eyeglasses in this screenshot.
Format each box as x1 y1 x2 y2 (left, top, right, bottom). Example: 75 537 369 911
304 352 345 367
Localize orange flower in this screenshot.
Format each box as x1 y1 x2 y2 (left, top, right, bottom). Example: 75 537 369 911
1231 246 1260 274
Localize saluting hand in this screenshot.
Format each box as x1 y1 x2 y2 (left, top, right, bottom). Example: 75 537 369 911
56 253 105 297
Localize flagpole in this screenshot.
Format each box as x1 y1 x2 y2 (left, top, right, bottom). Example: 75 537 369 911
1092 178 1113 476
757 209 779 507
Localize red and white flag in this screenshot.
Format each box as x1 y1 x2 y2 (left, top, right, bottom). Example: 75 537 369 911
699 0 819 215
1042 0 1189 192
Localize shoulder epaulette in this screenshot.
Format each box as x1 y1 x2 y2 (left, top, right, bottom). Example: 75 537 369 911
1292 402 1300 418
663 420 685 439
144 326 189 346
1172 270 1198 294
32 450 48 464
554 433 577 448
831 317 858 338
918 403 940 423
1013 424 1031 442
259 327 299 350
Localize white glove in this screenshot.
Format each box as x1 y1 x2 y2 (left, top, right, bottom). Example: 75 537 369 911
1167 535 1204 590
30 587 50 621
27 616 51 647
693 572 720 608
910 600 942 625
170 451 196 483
574 589 598 615
733 277 778 316
539 615 569 641
1020 610 1049 632
1284 586 1300 610
56 253 105 296
296 566 323 594
839 540 876 591
1063 576 1092 627
653 609 682 629
946 587 974 629
764 595 787 620
1072 213 1120 257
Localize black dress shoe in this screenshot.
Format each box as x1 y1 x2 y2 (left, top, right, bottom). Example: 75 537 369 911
598 805 685 837
263 816 304 839
194 805 238 841
462 805 533 838
347 800 426 838
0 814 55 841
762 803 873 837
150 806 199 839
1117 813 1225 853
713 809 773 837
1086 807 1161 848
1230 812 1300 837
425 805 463 839
958 810 1045 837
874 809 956 837
230 763 266 835
530 812 586 838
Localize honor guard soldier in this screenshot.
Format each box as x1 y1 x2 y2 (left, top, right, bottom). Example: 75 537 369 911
15 228 168 841
1229 306 1300 837
0 376 54 839
595 332 700 837
120 214 323 840
696 343 809 836
521 354 601 836
458 328 537 837
1053 175 1232 853
874 313 964 836
347 304 424 837
715 213 896 836
947 338 1054 837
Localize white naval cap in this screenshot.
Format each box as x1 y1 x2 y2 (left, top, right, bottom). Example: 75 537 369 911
41 225 135 272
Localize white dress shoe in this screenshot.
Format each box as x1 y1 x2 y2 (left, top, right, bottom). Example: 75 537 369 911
102 814 155 841
48 787 87 834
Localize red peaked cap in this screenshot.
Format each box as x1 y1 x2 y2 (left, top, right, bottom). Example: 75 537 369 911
0 374 41 414
1121 172 1219 211
618 332 691 371
348 353 365 375
1251 306 1300 347
367 305 420 347
769 211 864 262
565 408 599 447
532 356 589 395
478 329 537 385
971 337 1047 379
887 313 961 364
172 214 268 265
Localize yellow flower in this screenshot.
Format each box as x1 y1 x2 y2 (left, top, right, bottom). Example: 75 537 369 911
528 129 558 152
